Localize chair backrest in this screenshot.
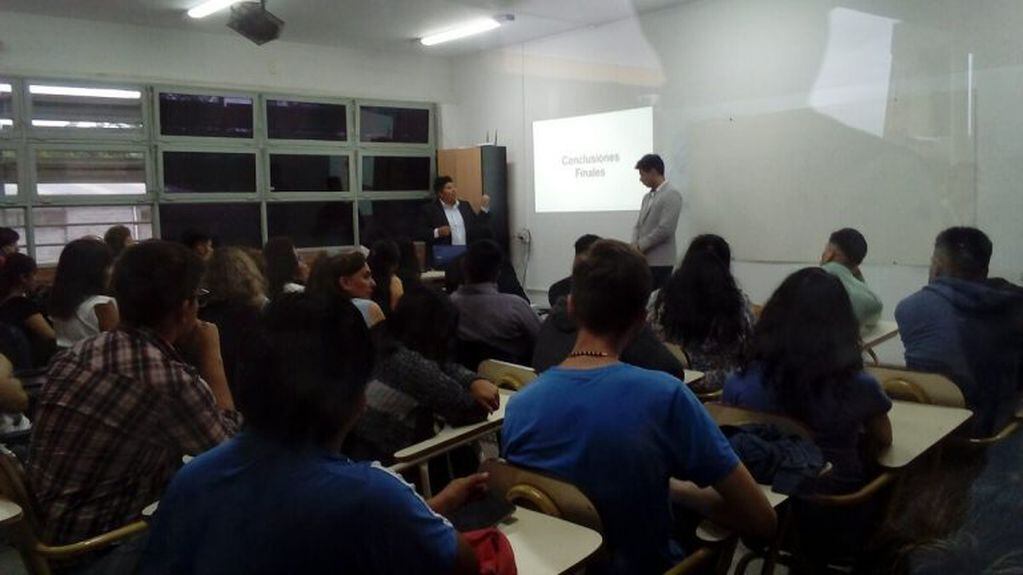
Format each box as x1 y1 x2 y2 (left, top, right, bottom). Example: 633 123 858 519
480 458 602 533
477 359 537 392
703 403 814 440
865 365 966 408
663 343 691 369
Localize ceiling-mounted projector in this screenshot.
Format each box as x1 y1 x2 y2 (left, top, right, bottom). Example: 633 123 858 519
228 1 284 45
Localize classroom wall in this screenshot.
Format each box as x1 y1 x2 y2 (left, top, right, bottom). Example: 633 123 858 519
440 0 1023 365
0 11 454 102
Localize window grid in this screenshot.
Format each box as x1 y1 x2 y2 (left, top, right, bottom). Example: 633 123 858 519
0 76 436 262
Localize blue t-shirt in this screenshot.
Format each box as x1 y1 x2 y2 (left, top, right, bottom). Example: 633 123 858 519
138 432 457 575
723 364 891 486
501 363 739 574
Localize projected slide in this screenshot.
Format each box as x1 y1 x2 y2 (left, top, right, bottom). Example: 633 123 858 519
533 107 653 213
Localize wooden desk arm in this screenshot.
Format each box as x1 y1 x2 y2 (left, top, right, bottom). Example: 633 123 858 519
966 420 1020 446
696 389 723 403
804 472 895 507
0 496 24 527
35 520 148 560
663 546 716 575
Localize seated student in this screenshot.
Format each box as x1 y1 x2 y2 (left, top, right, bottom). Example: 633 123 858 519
820 228 882 327
263 236 308 298
724 267 893 489
49 238 119 348
368 239 404 315
896 227 1023 435
182 229 214 262
0 253 56 367
396 236 422 289
533 240 684 377
103 224 135 259
0 227 19 268
0 353 29 435
547 233 601 307
503 240 775 574
443 228 529 303
138 293 485 575
450 239 540 364
307 252 386 328
652 235 754 393
346 286 499 465
27 240 239 561
199 247 267 395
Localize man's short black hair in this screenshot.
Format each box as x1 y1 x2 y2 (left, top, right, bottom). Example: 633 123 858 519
829 228 868 265
433 175 453 195
236 293 373 446
570 239 651 336
634 154 665 175
573 234 601 256
463 239 503 284
181 229 212 250
113 240 204 328
0 228 19 249
935 227 992 280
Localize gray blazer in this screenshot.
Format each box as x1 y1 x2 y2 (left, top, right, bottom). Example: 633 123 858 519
632 182 682 267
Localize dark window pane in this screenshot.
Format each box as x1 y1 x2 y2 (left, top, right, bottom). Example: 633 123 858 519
359 106 429 143
361 156 431 192
267 202 354 248
357 199 425 245
267 100 347 141
159 93 253 138
163 151 256 193
159 203 261 247
30 84 143 131
270 155 349 192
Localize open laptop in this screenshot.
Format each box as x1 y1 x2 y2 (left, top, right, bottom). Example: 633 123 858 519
432 244 467 269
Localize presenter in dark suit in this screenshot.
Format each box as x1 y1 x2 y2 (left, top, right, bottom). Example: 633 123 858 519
632 154 682 290
419 175 491 256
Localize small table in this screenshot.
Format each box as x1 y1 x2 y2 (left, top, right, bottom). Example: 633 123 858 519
392 390 514 497
0 496 23 527
878 400 973 468
498 506 603 575
421 270 446 284
683 370 705 386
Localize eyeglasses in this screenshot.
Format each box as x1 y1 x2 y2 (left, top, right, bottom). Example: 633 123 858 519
195 288 211 308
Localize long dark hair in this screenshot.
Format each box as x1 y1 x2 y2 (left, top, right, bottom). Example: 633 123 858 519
50 238 113 319
742 267 863 421
368 240 400 313
0 253 37 299
395 237 421 288
655 235 745 348
263 237 301 298
383 285 457 363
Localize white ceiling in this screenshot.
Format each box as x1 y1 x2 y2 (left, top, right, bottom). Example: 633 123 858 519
0 0 692 55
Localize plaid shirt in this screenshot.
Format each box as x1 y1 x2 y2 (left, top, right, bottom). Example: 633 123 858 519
27 328 241 544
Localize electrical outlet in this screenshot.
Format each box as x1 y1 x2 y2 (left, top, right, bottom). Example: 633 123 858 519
516 229 532 244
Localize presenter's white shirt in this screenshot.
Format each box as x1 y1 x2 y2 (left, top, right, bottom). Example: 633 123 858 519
441 201 467 246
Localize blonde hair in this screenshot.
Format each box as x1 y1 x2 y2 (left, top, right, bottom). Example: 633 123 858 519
203 246 266 306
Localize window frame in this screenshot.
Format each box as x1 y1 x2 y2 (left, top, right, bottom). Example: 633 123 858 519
262 93 354 146
354 100 436 149
266 146 356 198
29 142 155 205
157 143 262 200
154 85 260 145
25 78 149 142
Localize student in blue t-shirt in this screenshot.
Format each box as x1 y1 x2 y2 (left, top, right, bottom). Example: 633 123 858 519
502 239 776 575
722 267 893 490
138 293 485 575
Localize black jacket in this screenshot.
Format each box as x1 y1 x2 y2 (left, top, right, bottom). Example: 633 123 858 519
418 200 491 249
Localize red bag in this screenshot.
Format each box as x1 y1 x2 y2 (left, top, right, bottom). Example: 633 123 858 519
463 527 517 575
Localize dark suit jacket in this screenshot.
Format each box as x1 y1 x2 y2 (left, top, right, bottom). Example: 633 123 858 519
418 200 491 249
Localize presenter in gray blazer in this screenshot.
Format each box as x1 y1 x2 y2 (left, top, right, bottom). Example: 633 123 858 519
632 154 682 289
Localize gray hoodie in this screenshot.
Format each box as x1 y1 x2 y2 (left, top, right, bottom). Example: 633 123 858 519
896 276 1023 434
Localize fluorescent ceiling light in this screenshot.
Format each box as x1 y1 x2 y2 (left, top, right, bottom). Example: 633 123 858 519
188 0 241 19
29 85 141 99
420 18 502 46
0 84 11 93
